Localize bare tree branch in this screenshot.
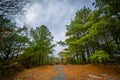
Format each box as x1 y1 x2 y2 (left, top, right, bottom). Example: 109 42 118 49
0 0 32 17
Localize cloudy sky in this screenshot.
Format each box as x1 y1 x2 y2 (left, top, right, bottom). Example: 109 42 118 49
17 0 95 56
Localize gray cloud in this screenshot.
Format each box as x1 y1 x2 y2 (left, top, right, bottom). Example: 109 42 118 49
17 0 94 56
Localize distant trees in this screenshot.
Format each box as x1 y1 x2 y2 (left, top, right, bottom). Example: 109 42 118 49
58 50 68 64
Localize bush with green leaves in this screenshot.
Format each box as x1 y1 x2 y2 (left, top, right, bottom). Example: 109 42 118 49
89 50 110 64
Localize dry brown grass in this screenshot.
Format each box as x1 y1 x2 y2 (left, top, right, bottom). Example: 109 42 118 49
62 64 120 80
13 65 59 80
13 64 120 80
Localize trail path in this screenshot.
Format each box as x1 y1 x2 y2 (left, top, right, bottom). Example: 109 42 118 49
13 64 120 80
51 65 66 80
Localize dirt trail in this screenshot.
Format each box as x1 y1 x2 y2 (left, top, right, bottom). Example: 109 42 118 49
51 65 66 80
13 64 120 80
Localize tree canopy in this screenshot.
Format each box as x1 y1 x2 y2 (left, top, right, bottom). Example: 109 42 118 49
61 0 120 65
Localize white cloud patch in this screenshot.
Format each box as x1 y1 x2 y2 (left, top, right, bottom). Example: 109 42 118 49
17 0 94 56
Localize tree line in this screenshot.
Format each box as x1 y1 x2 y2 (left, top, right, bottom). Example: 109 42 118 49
0 0 55 79
0 17 55 79
58 0 120 65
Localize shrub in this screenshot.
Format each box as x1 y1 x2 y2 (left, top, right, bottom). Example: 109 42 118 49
89 50 110 64
0 61 25 80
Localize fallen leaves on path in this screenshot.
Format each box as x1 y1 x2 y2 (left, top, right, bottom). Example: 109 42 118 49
13 64 120 80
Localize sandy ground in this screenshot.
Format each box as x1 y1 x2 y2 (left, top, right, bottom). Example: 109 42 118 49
13 64 120 80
